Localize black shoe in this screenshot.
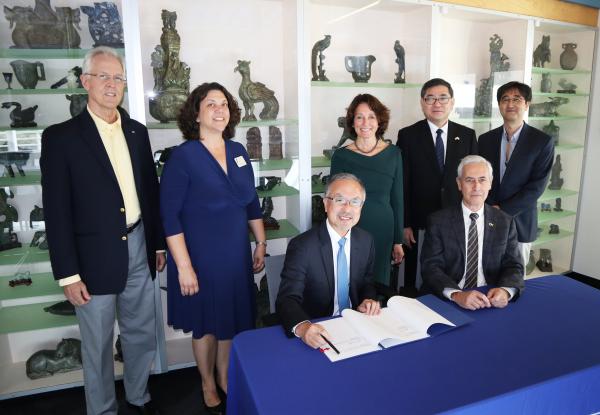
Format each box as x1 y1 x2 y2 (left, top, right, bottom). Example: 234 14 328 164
216 384 227 402
203 400 225 415
126 400 160 415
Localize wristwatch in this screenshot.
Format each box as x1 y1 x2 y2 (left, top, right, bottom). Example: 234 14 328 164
256 240 268 247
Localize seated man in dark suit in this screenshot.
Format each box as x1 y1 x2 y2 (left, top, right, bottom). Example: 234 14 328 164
276 173 380 348
421 155 524 310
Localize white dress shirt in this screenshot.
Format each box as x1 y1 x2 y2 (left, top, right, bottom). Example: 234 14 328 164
427 120 448 161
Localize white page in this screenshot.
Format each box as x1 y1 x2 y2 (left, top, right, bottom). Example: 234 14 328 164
343 308 427 348
386 296 455 333
318 317 381 362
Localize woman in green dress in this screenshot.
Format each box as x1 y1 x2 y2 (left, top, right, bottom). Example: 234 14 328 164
330 94 404 287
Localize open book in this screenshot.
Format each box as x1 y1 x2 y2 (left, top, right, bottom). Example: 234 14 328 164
318 295 470 362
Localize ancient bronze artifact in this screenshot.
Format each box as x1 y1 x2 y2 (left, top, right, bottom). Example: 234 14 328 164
80 2 124 48
526 250 535 275
393 40 405 84
549 224 560 234
26 338 82 379
311 172 322 186
0 188 20 250
533 35 551 68
246 127 263 160
475 34 510 117
43 300 75 316
540 202 551 212
529 97 569 117
548 154 564 190
553 198 563 212
256 176 281 192
66 94 88 117
557 78 577 94
4 0 81 49
344 55 376 83
540 73 552 93
1 102 38 128
51 66 82 89
268 126 283 160
30 230 48 249
542 120 559 146
9 272 32 287
3 72 13 89
323 116 353 159
235 60 279 121
312 195 326 227
0 151 30 177
153 145 175 169
30 205 44 227
560 43 578 70
536 248 553 272
149 10 190 123
261 197 279 230
311 35 331 82
10 60 45 89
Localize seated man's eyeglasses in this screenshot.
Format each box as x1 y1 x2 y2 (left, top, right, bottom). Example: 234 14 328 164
324 196 364 207
85 73 127 83
500 97 524 104
423 95 450 105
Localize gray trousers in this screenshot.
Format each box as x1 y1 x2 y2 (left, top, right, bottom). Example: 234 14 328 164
75 222 157 415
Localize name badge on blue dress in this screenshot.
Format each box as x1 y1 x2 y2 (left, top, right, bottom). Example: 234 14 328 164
235 156 247 167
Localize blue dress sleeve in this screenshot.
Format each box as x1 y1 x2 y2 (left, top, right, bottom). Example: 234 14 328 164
160 146 190 237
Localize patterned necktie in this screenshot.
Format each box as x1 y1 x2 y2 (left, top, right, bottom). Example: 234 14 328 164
435 129 445 172
464 213 479 289
337 237 350 312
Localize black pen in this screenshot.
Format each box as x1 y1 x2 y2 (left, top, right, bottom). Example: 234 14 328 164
320 333 340 354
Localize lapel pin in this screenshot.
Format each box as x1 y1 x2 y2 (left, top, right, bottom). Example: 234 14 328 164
131 130 135 134
454 136 460 141
488 222 494 227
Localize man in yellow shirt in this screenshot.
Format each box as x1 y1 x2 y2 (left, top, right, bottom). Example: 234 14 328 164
41 46 165 415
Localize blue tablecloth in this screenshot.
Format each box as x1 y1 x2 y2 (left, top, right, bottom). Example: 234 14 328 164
228 276 600 414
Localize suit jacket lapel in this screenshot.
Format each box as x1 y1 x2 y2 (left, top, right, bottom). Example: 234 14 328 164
77 110 119 186
489 127 503 192
318 223 335 301
451 205 466 269
121 114 143 198
482 204 496 275
419 119 441 175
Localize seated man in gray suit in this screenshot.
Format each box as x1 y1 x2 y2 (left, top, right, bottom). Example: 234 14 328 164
421 155 524 310
276 173 380 348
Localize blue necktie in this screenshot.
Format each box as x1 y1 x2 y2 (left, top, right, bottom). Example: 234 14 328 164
337 237 350 312
435 129 445 172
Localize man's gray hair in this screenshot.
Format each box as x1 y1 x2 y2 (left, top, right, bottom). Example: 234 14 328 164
457 155 494 180
324 172 366 198
82 46 125 74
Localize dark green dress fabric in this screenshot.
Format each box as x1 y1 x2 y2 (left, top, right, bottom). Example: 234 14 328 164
330 144 404 285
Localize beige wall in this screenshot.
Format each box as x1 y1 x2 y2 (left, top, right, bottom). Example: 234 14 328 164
440 0 598 26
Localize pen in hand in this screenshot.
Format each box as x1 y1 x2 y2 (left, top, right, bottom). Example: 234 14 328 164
320 333 340 354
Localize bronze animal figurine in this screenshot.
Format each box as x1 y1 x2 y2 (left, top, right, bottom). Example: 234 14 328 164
234 60 279 121
1 101 38 128
26 338 82 379
533 35 551 68
311 35 331 81
4 0 81 49
529 97 569 117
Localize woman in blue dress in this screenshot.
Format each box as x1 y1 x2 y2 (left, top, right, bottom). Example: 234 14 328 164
160 82 266 412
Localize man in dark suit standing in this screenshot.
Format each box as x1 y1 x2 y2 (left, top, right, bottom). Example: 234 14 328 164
41 47 165 415
478 81 554 267
421 155 524 310
276 173 380 348
397 78 477 292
